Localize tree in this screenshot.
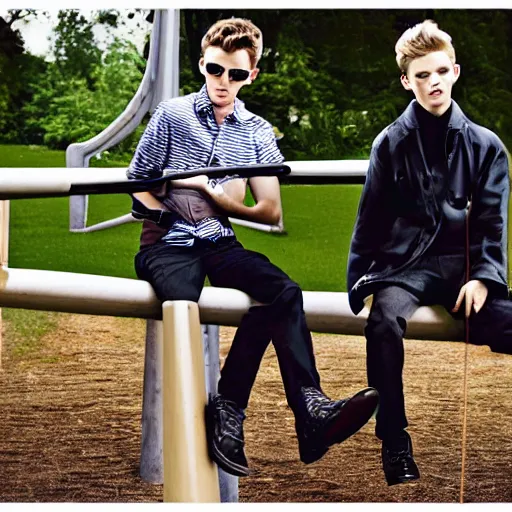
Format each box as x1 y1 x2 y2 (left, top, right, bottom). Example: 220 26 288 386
0 10 49 144
53 10 102 89
0 9 43 58
25 39 145 151
179 9 512 158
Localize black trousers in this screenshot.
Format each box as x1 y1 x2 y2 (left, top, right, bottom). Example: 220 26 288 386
135 238 321 414
366 254 512 441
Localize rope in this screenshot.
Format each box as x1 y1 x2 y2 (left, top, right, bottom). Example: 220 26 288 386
459 201 472 503
459 316 469 503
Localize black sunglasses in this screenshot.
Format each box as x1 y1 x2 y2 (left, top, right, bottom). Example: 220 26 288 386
205 62 250 82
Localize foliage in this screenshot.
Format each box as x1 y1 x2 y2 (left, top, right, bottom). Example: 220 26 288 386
1 9 512 158
180 9 512 157
0 11 49 144
0 9 149 156
0 52 48 144
0 13 24 59
22 39 145 151
53 10 102 88
240 47 387 160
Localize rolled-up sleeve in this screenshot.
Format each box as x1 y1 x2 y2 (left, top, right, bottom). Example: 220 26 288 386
255 122 284 164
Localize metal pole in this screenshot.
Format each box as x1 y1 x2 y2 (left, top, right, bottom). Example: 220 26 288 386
151 9 180 108
139 319 164 483
202 324 239 502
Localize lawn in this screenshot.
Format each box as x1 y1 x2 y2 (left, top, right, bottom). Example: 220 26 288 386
1 144 362 291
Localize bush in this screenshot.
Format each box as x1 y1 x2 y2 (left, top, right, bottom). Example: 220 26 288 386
23 39 145 153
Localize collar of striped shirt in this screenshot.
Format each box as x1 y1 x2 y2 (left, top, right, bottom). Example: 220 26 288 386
194 84 255 125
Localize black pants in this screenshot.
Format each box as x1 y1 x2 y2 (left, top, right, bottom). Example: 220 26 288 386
135 238 321 414
366 254 512 441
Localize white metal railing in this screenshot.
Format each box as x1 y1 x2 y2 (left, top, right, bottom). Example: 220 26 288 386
285 159 368 178
0 162 367 199
0 266 463 340
0 163 367 233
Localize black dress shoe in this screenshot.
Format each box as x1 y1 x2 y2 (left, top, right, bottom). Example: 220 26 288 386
206 394 250 477
296 386 379 464
382 430 420 486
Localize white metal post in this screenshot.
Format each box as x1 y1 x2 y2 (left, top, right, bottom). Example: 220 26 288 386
162 301 220 502
0 200 9 368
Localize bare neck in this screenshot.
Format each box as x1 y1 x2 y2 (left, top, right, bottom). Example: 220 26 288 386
213 103 234 125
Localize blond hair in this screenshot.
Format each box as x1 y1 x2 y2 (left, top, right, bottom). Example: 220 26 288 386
395 20 456 74
201 18 263 68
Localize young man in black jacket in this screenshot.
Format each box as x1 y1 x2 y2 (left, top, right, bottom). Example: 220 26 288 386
347 20 510 486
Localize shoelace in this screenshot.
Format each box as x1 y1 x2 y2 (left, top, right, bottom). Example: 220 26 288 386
388 449 412 464
216 398 245 440
302 387 344 420
460 201 473 503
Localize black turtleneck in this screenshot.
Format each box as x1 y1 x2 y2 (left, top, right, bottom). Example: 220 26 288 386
413 101 465 255
414 100 452 170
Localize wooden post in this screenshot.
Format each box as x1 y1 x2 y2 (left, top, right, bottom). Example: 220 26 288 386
162 300 220 503
0 200 9 368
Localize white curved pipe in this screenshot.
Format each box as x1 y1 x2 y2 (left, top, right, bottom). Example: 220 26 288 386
0 162 369 200
228 217 283 233
70 213 140 233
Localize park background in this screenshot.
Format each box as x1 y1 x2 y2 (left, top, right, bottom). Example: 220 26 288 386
1 8 512 503
1 9 511 288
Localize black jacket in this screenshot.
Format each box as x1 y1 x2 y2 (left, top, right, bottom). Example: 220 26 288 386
347 100 510 314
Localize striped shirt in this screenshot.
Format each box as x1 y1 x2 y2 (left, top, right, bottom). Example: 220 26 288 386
127 84 284 246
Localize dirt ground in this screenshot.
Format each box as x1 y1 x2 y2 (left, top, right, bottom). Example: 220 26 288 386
1 312 512 503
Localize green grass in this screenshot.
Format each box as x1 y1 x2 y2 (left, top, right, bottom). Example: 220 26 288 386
1 144 143 356
8 187 360 289
9 195 142 278
1 144 66 167
2 144 142 279
0 143 129 168
2 308 59 359
236 185 361 291
2 144 361 290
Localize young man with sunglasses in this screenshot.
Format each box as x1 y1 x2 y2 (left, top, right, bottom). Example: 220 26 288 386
127 18 379 478
348 20 510 486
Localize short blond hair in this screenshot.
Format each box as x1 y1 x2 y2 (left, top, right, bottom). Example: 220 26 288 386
395 20 456 74
201 18 263 68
